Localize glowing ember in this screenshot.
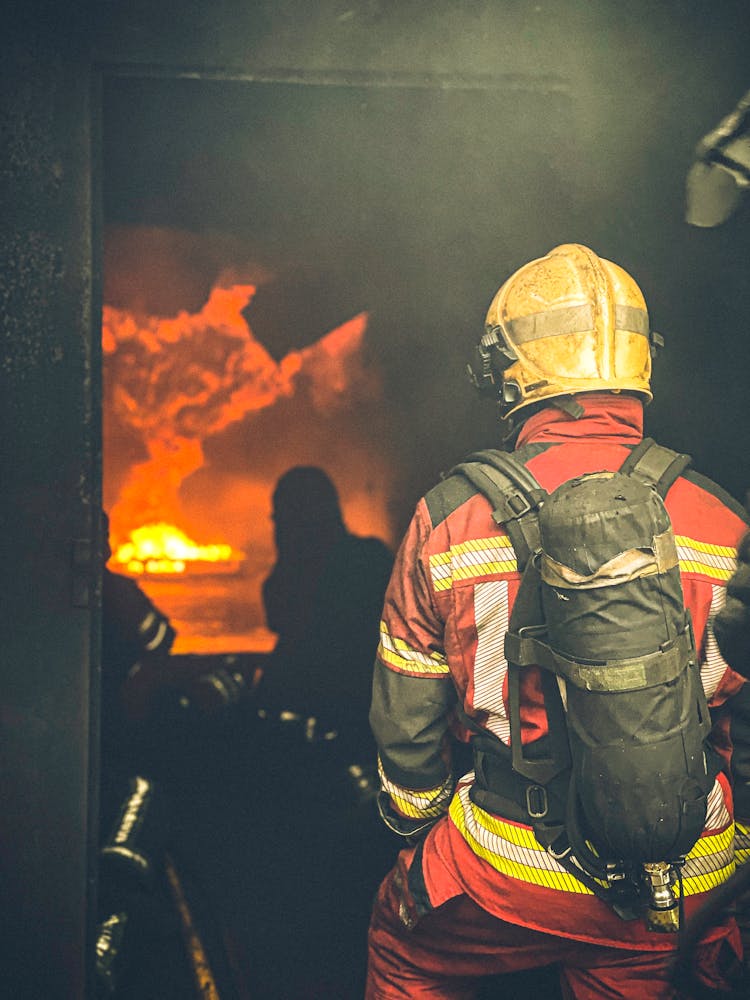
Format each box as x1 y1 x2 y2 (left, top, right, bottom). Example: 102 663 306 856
114 522 244 576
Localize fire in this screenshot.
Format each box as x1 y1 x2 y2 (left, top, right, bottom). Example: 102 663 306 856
114 522 244 576
102 283 301 542
102 282 379 549
103 232 396 651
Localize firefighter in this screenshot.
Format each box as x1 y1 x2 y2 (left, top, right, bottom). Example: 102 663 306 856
366 244 749 999
257 466 393 765
100 510 176 831
714 530 750 971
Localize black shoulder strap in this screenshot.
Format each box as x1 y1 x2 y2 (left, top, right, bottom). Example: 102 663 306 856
449 449 547 570
618 437 692 497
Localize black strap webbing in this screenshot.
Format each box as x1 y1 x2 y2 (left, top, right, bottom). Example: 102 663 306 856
449 450 546 570
508 660 572 783
619 437 692 497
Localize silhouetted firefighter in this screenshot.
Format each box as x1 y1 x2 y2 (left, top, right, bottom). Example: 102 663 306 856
97 513 236 998
257 465 393 768
99 509 176 828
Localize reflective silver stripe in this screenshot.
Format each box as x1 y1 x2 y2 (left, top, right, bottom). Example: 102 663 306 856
616 304 650 336
144 620 168 652
705 777 732 829
506 303 649 344
473 581 511 742
378 757 453 819
138 611 157 635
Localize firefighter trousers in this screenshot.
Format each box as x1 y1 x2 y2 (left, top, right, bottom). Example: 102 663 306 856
365 862 743 1000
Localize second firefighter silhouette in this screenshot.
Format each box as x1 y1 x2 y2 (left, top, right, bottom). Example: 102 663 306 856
100 509 176 833
257 466 393 757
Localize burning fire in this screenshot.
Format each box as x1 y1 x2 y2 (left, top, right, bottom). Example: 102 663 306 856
103 281 382 553
113 522 244 576
103 232 395 649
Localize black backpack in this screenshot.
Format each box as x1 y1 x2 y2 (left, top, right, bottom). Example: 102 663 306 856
451 438 716 926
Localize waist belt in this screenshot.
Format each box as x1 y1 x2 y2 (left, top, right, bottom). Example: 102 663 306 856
471 737 571 851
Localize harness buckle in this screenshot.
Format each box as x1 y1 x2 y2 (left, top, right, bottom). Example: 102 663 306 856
507 491 532 518
525 783 549 819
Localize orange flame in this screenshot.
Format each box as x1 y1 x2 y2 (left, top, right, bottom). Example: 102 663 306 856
103 259 394 649
103 284 301 545
103 282 379 552
114 522 244 576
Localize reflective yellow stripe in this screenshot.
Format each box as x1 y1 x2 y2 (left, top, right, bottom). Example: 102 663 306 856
471 804 549 849
386 790 449 819
451 537 516 556
378 758 453 818
674 536 737 559
681 866 736 896
736 821 750 867
676 536 736 582
377 621 450 675
430 536 516 592
450 781 736 896
679 560 734 581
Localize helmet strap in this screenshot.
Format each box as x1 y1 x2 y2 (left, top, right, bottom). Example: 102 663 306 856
498 410 523 446
552 396 585 420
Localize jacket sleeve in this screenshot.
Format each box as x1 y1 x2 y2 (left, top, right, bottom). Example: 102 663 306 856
369 500 457 835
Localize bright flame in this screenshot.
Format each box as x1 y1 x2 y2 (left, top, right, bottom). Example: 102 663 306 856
102 282 378 550
102 234 396 651
114 522 244 576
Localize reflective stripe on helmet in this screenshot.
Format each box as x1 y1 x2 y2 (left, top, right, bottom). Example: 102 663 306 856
503 303 649 347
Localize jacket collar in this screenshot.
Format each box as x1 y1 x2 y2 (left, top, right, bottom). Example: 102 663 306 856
515 393 644 448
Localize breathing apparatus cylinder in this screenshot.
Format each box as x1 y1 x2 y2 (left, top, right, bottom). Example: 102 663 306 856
642 861 681 933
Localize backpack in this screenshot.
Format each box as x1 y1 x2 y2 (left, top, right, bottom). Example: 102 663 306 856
450 438 716 927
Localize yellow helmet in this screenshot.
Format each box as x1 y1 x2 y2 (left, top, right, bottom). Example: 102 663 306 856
471 244 661 419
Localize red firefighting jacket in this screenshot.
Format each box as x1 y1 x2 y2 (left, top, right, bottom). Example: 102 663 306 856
370 393 749 949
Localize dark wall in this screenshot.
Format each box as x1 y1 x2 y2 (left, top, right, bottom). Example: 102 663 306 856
1 4 99 998
1 2 748 996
